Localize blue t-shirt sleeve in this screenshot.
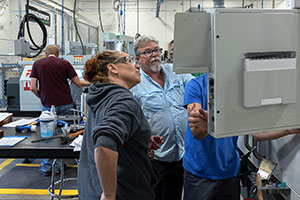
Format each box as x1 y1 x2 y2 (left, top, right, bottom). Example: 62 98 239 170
183 78 203 108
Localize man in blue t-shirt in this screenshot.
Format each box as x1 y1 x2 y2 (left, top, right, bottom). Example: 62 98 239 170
183 74 300 200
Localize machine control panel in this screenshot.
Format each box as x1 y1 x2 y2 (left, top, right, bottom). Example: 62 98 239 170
73 56 84 65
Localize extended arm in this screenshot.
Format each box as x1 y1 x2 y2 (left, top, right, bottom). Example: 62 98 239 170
94 146 118 200
252 128 300 141
187 103 208 140
30 78 40 98
71 76 91 88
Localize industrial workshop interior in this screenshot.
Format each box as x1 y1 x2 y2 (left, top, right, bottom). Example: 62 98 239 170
1 0 300 199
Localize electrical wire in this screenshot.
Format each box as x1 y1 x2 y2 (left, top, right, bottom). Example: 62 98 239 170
113 0 121 32
113 0 120 11
61 0 64 55
119 0 124 34
123 0 125 35
98 0 104 33
17 0 47 58
136 0 139 34
73 0 85 55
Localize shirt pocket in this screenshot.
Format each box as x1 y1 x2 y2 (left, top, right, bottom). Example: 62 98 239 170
139 92 166 114
167 81 185 103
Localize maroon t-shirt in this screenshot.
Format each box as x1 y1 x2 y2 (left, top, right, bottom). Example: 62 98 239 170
30 56 77 107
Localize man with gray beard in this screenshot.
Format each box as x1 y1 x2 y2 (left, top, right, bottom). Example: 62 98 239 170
131 35 193 200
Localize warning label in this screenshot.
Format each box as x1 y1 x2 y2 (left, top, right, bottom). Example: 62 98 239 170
24 81 31 91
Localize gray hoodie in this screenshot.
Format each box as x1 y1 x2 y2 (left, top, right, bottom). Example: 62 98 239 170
78 83 156 200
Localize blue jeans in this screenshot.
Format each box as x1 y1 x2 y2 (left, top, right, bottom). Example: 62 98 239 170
40 159 61 175
40 103 73 175
42 103 73 115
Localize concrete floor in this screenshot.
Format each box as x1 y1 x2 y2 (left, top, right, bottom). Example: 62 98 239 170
0 194 78 200
0 158 245 200
0 158 78 200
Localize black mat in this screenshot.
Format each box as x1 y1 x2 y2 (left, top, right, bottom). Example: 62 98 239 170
0 161 77 189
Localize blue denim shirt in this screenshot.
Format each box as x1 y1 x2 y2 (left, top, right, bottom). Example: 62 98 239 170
131 64 193 162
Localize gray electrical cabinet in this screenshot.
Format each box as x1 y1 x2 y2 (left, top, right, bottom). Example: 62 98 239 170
173 12 211 74
174 9 300 138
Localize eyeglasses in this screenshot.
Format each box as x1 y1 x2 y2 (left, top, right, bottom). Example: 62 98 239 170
137 48 163 57
111 56 134 64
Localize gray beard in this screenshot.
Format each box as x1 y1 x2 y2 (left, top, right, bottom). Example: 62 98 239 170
150 64 161 72
150 57 161 72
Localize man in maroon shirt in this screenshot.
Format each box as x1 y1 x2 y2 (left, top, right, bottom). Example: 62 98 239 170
30 44 90 176
30 44 90 112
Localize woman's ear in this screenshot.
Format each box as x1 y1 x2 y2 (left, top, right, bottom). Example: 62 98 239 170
107 63 119 75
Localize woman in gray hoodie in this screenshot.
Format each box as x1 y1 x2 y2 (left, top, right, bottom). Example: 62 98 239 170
78 50 162 200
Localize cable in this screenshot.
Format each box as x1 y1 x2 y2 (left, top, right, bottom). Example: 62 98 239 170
98 0 104 33
113 0 120 11
17 0 47 58
113 0 121 32
61 0 64 55
119 0 124 34
137 0 139 34
123 0 125 35
73 0 85 55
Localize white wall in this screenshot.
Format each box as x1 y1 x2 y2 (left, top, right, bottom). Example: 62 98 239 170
76 0 287 50
0 0 19 63
0 0 289 58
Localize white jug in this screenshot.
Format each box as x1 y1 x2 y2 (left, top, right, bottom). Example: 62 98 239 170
39 111 55 138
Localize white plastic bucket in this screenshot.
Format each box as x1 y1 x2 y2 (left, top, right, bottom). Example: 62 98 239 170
39 111 55 138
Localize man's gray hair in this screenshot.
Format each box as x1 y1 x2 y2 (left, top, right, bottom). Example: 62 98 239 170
134 35 159 56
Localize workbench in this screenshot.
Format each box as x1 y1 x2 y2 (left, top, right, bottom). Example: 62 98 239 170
0 117 80 199
0 126 79 159
0 117 80 159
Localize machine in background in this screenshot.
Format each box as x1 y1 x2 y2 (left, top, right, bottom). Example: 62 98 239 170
9 41 95 113
19 65 41 111
63 40 96 111
102 32 134 57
